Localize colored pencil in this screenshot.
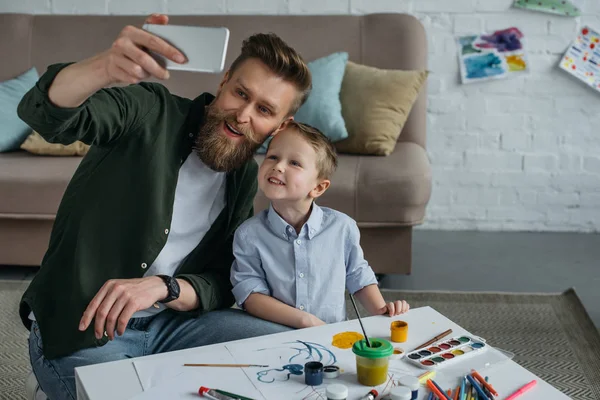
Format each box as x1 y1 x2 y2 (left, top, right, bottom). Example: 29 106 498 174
471 370 499 396
505 380 537 400
466 375 488 400
427 379 451 400
183 363 269 367
430 379 453 400
428 393 434 400
412 329 453 351
453 385 460 400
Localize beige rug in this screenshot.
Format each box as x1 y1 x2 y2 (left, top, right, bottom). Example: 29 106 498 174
2 281 599 399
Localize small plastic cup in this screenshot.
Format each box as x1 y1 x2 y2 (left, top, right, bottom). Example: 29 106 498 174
352 338 393 386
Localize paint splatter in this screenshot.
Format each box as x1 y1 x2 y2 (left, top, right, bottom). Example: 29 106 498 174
255 340 337 384
464 53 505 79
257 363 304 383
506 54 528 71
476 28 524 52
331 331 364 349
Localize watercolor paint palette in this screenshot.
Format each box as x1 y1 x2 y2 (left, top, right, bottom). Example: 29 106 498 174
404 335 488 370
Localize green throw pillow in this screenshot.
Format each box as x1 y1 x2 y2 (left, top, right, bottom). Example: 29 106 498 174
257 52 349 154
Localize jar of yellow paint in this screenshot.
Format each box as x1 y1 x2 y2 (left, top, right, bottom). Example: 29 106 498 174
352 338 393 386
390 320 408 343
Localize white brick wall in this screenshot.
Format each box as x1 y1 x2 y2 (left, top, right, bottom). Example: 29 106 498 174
2 0 599 232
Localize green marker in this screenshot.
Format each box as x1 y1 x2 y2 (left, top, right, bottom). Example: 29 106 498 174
215 388 256 400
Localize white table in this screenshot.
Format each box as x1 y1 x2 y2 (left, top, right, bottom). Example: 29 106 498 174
75 306 570 400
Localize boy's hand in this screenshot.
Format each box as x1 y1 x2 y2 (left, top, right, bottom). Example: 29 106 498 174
378 300 410 317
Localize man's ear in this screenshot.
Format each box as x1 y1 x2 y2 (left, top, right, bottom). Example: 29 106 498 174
309 179 331 199
218 70 231 91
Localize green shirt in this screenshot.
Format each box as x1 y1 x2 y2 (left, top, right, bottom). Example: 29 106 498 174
17 63 258 360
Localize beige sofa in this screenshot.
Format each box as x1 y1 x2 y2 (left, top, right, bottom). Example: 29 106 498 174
0 13 431 274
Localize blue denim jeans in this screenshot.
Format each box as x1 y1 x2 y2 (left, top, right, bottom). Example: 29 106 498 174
29 309 292 400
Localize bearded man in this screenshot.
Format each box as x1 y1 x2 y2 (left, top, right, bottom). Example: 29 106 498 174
17 14 311 400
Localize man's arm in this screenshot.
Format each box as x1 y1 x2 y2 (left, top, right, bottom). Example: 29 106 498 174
17 14 186 146
48 14 183 108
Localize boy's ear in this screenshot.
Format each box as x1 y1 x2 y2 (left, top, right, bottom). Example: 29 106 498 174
309 179 331 199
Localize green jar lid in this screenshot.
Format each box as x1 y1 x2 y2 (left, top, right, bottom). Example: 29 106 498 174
352 338 393 358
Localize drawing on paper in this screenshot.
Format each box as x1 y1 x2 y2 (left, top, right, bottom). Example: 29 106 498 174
559 26 600 93
255 341 338 384
457 27 528 84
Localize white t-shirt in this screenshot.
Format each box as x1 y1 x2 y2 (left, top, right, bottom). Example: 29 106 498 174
29 153 226 321
133 153 226 317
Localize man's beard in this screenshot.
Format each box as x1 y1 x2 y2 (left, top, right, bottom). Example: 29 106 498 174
193 104 265 172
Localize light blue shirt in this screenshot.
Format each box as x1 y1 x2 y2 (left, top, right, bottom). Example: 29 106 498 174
230 203 378 324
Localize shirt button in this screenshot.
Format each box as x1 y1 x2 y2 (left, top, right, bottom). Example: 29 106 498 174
164 229 169 234
299 272 304 278
141 263 147 269
189 132 194 137
299 305 305 311
310 229 315 234
296 239 301 245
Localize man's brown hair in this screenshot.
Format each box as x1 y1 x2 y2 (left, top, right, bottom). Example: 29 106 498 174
228 33 312 116
282 121 338 180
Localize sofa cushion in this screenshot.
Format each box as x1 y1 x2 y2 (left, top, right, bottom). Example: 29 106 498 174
20 131 90 156
0 68 39 152
253 142 431 224
0 151 82 215
335 62 428 156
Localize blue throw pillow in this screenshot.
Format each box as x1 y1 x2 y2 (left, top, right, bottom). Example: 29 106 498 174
0 67 39 152
257 52 349 154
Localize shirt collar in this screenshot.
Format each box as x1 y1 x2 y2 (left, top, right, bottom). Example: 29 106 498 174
267 203 323 240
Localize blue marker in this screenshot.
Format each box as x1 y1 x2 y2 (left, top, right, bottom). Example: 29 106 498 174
430 379 452 400
460 376 467 400
466 374 490 400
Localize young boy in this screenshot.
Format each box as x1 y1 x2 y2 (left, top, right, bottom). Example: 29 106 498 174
230 122 409 328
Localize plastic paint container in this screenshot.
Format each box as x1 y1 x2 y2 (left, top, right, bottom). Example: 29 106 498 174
304 361 324 386
397 375 420 400
326 384 348 400
389 386 412 400
390 320 408 343
352 338 393 386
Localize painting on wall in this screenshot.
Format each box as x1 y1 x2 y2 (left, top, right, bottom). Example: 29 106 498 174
559 26 600 93
513 0 582 16
457 27 529 84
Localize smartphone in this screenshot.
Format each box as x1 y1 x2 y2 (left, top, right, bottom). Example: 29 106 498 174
142 24 229 73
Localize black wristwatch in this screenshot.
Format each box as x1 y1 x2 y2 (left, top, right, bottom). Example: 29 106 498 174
156 275 181 303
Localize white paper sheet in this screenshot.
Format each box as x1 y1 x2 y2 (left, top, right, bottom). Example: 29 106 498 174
128 367 265 400
131 347 264 399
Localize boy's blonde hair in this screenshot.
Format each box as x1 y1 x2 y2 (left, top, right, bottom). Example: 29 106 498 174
228 33 312 116
283 121 338 180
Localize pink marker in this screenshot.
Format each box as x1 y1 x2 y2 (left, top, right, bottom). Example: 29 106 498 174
505 380 537 400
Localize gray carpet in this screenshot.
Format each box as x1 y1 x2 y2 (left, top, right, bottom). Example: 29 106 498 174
0 281 30 400
2 282 600 400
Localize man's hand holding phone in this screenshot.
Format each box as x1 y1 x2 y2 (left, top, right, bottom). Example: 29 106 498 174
103 13 187 85
47 13 187 108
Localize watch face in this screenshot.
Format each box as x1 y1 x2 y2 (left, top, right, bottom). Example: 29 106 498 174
159 275 180 303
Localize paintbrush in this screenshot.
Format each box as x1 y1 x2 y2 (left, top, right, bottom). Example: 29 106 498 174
411 328 453 351
183 363 269 368
349 293 372 347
